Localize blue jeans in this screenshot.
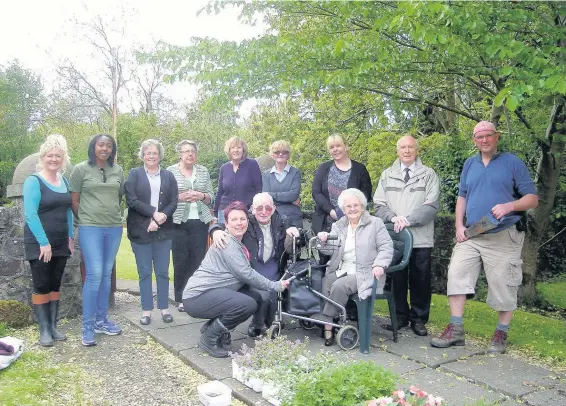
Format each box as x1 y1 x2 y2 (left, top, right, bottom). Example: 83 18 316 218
217 209 225 225
80 226 122 328
131 239 172 311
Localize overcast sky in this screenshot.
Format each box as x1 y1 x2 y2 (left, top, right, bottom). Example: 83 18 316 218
0 0 264 113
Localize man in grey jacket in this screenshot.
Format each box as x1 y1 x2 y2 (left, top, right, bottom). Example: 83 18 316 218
373 135 440 336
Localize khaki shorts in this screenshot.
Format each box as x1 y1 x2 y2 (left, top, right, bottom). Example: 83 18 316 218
447 226 525 311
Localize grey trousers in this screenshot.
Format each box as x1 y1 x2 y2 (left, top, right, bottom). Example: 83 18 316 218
322 273 358 318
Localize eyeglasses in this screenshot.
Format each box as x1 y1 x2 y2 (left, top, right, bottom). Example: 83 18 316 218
255 205 274 213
99 167 106 183
180 149 197 155
144 152 160 157
473 133 496 141
273 150 289 156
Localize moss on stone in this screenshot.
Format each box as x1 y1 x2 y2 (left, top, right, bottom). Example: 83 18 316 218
0 300 32 327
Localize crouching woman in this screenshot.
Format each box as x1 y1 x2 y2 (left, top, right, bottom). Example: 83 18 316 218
182 201 289 358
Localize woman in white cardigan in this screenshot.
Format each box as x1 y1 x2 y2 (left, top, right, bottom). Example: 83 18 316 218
317 188 394 346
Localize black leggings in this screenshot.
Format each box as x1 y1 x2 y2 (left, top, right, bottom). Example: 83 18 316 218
29 256 68 295
183 286 269 330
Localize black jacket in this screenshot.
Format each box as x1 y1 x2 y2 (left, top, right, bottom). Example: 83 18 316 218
210 210 289 272
125 167 178 244
311 159 372 234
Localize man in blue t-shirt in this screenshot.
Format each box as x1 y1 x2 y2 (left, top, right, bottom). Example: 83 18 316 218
431 121 538 354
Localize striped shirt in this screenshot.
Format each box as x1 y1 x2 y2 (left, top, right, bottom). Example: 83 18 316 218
167 163 214 225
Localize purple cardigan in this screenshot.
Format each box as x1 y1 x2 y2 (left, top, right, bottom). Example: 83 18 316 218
214 158 262 215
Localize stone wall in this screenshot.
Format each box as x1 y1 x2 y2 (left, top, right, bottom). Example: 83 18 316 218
0 200 83 319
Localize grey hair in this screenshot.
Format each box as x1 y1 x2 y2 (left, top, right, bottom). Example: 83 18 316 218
36 134 71 172
139 139 165 160
396 135 419 151
175 139 198 154
337 188 368 212
252 192 274 207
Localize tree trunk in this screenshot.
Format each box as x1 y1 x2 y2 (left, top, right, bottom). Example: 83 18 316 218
520 97 566 304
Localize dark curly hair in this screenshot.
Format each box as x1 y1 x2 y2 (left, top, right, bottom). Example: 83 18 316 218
88 134 117 166
223 201 248 223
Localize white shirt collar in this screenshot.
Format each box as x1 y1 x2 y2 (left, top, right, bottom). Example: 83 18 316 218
270 164 290 174
400 161 417 173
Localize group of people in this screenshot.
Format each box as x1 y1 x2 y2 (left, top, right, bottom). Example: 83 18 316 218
23 120 537 358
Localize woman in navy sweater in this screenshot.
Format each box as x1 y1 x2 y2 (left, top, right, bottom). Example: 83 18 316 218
213 137 262 224
125 139 178 326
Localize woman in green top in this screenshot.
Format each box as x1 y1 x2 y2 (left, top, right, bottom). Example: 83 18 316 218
69 134 124 347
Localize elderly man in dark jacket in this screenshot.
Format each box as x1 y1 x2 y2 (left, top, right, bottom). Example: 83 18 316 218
211 192 299 336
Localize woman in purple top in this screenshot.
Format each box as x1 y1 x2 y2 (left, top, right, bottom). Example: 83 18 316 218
214 137 262 224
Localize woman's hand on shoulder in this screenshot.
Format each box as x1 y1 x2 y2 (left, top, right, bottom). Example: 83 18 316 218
212 230 229 249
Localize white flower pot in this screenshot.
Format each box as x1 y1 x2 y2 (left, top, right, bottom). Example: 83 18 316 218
262 381 282 406
245 376 263 392
197 380 232 406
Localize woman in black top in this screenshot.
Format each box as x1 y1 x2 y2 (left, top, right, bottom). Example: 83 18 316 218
311 133 372 235
23 134 74 347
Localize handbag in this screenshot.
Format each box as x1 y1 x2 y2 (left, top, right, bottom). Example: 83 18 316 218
286 259 324 316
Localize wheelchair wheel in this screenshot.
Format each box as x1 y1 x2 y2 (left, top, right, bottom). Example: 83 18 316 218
267 324 281 340
299 319 317 330
336 325 359 350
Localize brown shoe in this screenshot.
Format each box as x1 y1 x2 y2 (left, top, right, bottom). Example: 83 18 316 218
487 329 507 354
430 323 465 348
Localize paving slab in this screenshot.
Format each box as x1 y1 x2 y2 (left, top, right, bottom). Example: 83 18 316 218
401 368 507 405
149 323 204 354
178 347 233 380
346 348 426 376
439 354 561 398
521 387 566 406
222 378 272 406
116 278 176 304
375 332 485 368
120 307 201 331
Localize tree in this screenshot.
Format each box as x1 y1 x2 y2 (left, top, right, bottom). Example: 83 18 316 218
157 1 566 302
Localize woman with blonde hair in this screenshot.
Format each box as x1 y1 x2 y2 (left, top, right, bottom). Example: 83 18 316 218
213 136 262 224
262 140 303 228
23 134 74 346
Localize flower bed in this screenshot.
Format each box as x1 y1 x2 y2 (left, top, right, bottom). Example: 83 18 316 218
364 386 444 406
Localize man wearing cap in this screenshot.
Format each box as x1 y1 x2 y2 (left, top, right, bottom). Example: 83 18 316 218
430 121 538 353
374 135 440 336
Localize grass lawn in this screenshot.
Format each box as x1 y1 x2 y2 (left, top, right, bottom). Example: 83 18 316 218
374 294 566 370
537 278 566 310
0 325 85 405
115 229 173 281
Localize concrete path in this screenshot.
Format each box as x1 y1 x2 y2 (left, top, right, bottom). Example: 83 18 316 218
116 280 566 405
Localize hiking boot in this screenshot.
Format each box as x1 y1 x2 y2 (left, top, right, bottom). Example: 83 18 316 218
219 332 232 351
430 323 465 348
487 329 507 354
49 300 67 341
199 319 230 358
94 319 122 336
33 303 54 347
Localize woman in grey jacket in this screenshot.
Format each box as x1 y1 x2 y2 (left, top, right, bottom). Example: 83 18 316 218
317 188 394 346
182 201 289 358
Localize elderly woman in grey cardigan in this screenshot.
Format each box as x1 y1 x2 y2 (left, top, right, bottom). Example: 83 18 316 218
317 188 394 346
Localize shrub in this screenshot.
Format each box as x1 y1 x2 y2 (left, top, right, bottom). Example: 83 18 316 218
0 300 32 327
288 361 397 406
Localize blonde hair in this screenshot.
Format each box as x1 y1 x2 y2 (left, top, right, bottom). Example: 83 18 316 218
37 134 70 172
326 133 347 150
224 136 248 160
269 140 291 158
